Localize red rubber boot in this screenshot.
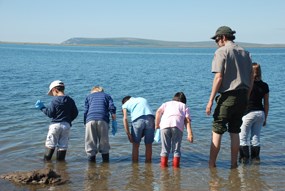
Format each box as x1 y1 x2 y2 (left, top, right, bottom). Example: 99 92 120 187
173 156 180 168
161 156 168 168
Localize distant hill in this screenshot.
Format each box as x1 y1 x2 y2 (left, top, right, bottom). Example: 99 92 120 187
61 37 285 48
1 38 285 48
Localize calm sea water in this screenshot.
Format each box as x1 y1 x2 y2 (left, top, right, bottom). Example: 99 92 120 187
0 44 284 191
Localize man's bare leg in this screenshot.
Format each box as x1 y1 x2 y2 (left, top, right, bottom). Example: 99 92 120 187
209 131 222 168
230 133 239 169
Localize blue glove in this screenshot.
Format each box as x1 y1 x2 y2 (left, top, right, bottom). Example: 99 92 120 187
112 120 117 136
35 100 45 110
154 129 161 143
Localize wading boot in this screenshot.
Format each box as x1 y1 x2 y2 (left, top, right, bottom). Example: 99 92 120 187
173 156 180 168
44 148 55 161
239 146 249 164
88 155 96 163
102 153 109 163
251 146 260 163
161 156 168 168
56 150 67 161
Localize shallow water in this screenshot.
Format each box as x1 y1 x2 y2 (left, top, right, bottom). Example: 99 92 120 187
0 44 284 190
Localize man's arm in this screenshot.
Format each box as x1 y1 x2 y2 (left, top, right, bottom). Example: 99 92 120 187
206 72 223 115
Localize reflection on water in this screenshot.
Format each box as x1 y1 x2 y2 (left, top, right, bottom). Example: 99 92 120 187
209 168 241 191
0 157 282 190
84 163 157 191
84 163 111 191
209 165 273 191
159 168 182 191
125 164 154 191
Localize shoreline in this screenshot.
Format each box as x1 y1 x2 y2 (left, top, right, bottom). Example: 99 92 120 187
1 40 285 48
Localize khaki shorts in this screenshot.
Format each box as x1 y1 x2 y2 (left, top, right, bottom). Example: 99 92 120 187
212 89 248 134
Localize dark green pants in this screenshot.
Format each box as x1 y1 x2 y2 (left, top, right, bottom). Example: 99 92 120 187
212 89 248 134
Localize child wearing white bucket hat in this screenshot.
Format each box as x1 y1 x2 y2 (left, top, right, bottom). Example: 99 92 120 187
35 80 78 161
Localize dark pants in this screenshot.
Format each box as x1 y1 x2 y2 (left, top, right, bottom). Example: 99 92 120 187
212 89 248 134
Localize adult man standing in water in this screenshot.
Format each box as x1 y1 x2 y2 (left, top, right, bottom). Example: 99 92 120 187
206 26 252 168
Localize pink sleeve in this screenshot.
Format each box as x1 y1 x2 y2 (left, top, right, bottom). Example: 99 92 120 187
185 107 191 121
158 103 166 113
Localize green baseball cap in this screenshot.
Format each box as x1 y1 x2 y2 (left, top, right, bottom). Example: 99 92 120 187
211 26 236 39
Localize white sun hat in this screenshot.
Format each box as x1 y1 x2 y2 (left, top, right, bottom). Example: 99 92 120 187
47 80 64 96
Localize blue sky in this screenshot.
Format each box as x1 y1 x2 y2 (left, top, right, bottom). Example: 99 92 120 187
0 0 284 44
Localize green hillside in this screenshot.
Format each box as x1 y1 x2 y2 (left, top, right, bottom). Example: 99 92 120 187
61 37 285 48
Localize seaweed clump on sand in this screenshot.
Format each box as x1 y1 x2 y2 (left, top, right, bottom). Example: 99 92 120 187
0 168 67 185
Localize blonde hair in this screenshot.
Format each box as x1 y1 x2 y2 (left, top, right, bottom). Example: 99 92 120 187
252 62 262 81
91 86 104 93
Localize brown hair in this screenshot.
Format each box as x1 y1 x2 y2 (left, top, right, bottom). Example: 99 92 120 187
122 96 131 104
54 86 65 92
252 62 262 81
173 92 187 104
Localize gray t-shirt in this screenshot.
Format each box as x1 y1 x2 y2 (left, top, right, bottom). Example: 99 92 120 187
212 41 252 93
